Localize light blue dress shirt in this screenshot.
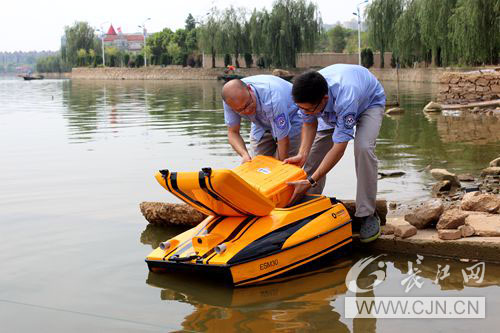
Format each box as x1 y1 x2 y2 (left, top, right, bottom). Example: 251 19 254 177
300 64 386 143
224 75 303 141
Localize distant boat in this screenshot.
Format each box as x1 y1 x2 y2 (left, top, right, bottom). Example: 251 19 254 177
19 74 44 81
217 74 245 83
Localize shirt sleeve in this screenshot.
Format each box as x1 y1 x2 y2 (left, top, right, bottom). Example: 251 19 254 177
298 109 318 124
223 101 241 128
269 90 292 140
332 87 359 143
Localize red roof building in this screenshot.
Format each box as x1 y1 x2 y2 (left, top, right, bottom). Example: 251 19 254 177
102 24 147 52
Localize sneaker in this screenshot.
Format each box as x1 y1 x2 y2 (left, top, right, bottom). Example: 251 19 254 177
359 213 381 243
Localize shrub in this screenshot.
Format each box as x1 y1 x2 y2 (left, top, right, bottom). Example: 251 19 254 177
136 54 144 67
224 53 232 67
361 48 374 68
244 53 253 68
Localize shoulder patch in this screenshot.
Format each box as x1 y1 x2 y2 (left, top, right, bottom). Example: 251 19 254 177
343 113 356 129
274 113 287 130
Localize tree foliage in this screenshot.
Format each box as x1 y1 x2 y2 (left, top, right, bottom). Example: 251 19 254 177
198 0 321 68
366 0 403 67
329 24 348 53
63 21 97 65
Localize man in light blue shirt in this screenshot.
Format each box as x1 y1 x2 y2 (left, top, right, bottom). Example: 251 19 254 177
285 64 386 243
222 75 302 163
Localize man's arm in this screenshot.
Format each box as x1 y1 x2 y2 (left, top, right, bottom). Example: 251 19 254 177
283 120 317 167
310 142 348 182
286 141 348 205
276 136 290 161
227 125 252 163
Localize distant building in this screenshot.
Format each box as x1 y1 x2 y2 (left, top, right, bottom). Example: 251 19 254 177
102 24 147 52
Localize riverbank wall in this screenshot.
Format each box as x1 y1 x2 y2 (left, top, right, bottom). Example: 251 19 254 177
70 67 455 83
438 70 500 104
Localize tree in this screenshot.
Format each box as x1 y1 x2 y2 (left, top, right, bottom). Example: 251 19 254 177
449 0 500 65
220 6 246 68
167 41 183 65
329 24 347 52
265 0 321 67
185 13 196 31
77 49 87 66
366 0 403 67
63 21 97 66
417 0 456 67
198 7 222 68
393 0 425 67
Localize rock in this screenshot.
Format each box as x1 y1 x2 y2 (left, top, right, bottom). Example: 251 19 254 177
341 199 387 225
458 225 475 237
272 69 291 77
430 169 461 187
404 199 444 229
481 167 500 177
394 224 417 238
465 212 500 236
438 229 462 240
381 224 395 235
389 202 398 210
461 192 500 213
490 157 500 167
432 180 452 194
386 107 404 114
457 173 475 182
424 101 442 112
140 202 206 226
436 208 468 229
378 171 405 178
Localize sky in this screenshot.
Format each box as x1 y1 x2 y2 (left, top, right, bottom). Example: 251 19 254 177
0 0 369 52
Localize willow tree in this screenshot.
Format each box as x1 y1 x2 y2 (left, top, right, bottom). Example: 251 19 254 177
449 0 500 65
394 0 424 66
198 7 222 68
220 6 247 68
62 21 97 66
266 0 321 68
417 0 457 67
248 9 273 67
366 0 403 67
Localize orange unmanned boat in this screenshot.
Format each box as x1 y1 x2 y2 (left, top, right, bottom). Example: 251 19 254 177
145 156 352 287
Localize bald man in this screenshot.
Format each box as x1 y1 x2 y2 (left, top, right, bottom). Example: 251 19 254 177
222 76 302 163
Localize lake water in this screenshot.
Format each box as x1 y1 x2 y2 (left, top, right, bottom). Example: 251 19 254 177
0 77 499 332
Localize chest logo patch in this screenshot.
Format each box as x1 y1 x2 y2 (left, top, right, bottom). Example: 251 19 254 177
274 113 287 130
343 113 356 129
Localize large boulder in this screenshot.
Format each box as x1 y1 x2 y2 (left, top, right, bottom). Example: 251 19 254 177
489 157 500 167
430 169 461 188
465 212 500 236
436 208 468 229
404 199 444 229
461 192 500 213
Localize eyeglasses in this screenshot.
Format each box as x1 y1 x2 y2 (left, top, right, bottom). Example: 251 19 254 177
300 99 322 114
233 88 253 114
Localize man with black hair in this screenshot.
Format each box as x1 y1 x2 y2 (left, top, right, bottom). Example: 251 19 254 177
285 64 385 243
222 76 302 163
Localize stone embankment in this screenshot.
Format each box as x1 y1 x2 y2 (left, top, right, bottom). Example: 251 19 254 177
438 70 500 104
371 156 500 263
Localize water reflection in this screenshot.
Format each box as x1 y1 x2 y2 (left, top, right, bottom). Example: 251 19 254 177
61 80 250 145
146 260 352 332
437 112 500 144
143 247 500 332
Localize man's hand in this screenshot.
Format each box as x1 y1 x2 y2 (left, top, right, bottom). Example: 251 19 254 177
241 154 252 164
286 179 311 206
283 154 306 168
